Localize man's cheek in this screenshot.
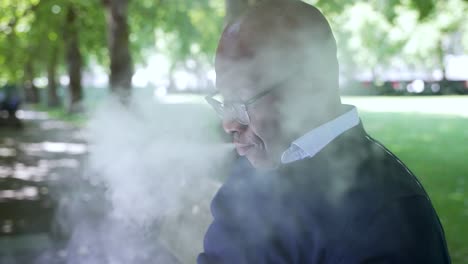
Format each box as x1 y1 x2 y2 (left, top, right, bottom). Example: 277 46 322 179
260 116 280 143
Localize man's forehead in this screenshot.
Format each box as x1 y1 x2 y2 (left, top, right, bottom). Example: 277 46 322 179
214 0 338 100
216 56 288 99
215 61 258 100
215 11 311 99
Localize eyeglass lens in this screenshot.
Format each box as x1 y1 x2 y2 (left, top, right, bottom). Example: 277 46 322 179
206 96 250 125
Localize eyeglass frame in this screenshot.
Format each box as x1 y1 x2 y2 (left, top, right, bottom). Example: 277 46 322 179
205 83 282 125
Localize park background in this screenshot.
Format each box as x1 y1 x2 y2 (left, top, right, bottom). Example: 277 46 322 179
0 0 467 263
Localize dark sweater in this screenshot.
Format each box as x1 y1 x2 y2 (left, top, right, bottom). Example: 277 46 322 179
198 123 451 264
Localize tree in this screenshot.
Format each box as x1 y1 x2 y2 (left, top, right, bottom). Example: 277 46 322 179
431 0 468 79
23 56 40 103
126 0 224 93
332 2 400 80
0 0 109 110
61 0 107 112
387 0 468 80
47 43 60 107
0 0 41 101
102 0 134 98
30 0 66 107
64 4 83 113
317 0 468 82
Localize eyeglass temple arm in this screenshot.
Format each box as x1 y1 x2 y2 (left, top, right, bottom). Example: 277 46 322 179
245 84 281 105
205 91 219 101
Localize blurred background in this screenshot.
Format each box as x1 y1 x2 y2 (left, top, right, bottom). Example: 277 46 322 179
0 0 467 263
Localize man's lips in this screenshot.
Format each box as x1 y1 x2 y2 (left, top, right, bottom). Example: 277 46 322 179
234 142 254 156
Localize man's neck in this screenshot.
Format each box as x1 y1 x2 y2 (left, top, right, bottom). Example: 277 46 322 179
280 105 359 164
283 104 344 144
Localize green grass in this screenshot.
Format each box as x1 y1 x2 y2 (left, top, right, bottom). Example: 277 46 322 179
359 111 468 264
341 96 468 263
32 105 87 126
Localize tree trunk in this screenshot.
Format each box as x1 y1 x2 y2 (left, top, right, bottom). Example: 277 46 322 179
437 38 446 81
225 0 258 23
167 62 178 93
65 6 83 113
47 44 60 107
7 19 18 83
24 60 39 103
102 0 134 99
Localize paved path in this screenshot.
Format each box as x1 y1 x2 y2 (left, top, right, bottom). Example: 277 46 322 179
0 109 181 264
0 109 88 263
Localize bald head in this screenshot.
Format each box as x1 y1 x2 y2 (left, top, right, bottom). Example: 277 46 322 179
214 1 343 168
216 0 340 100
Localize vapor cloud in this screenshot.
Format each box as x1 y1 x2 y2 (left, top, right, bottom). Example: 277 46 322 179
60 93 234 263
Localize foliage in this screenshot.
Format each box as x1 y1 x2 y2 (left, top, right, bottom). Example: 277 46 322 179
332 2 398 76
129 0 224 62
1 0 467 94
398 0 468 69
0 0 39 83
323 0 468 79
0 0 107 85
308 0 437 20
0 0 224 86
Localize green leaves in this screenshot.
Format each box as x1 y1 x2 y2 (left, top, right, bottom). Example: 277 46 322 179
410 0 435 20
1 0 466 91
128 0 223 61
323 0 468 79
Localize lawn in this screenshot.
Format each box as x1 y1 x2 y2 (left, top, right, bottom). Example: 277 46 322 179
343 96 468 264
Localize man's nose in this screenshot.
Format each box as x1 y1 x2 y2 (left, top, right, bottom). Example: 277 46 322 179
222 117 247 134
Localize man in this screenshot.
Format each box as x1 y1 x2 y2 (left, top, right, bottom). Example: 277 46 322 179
0 84 22 127
198 0 450 263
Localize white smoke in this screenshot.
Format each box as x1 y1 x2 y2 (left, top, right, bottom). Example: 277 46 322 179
60 93 234 263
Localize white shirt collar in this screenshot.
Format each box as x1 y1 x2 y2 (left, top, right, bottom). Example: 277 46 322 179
281 105 360 164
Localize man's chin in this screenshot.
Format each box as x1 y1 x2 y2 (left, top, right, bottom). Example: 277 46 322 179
246 151 278 169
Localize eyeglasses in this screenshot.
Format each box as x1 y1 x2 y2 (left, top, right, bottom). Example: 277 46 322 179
205 85 279 125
